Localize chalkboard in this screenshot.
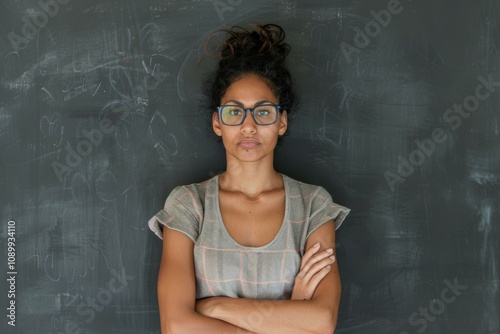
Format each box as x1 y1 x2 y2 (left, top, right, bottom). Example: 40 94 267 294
1 0 499 333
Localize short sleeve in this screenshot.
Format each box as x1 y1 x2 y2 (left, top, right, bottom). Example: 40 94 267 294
147 186 203 242
307 186 350 238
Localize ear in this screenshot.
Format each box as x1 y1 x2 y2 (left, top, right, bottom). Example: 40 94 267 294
212 112 222 136
278 110 288 136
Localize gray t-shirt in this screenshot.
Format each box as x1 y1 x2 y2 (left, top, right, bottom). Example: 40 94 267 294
148 174 350 300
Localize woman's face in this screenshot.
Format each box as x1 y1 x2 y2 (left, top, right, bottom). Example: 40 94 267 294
212 74 287 164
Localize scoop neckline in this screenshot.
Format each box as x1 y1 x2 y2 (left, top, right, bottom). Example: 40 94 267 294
214 173 289 250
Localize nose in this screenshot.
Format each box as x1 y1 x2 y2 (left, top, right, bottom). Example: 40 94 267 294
240 109 257 133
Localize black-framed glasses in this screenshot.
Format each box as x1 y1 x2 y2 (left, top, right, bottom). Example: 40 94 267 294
217 104 281 126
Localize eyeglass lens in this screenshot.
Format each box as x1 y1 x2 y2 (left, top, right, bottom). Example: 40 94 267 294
221 105 278 125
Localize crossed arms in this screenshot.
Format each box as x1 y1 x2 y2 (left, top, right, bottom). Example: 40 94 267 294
157 220 340 333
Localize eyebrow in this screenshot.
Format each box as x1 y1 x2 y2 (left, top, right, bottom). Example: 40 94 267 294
222 100 277 107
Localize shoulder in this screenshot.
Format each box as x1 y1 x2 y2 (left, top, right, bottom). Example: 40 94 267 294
149 176 217 241
164 176 216 207
282 174 329 200
281 174 351 231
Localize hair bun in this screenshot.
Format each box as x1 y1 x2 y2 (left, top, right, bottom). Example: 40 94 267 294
218 24 290 64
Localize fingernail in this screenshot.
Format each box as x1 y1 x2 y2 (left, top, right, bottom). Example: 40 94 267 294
314 243 320 248
326 248 333 253
326 265 331 270
329 255 336 261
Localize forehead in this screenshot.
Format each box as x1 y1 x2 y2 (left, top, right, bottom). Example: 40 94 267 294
221 74 278 105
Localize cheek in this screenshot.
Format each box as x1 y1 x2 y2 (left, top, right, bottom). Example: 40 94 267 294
219 129 235 146
263 128 281 144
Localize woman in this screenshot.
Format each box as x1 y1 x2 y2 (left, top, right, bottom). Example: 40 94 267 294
148 24 350 333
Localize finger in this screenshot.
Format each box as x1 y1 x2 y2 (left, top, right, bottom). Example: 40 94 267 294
301 255 335 282
300 243 320 270
300 248 334 273
294 264 332 300
306 265 332 292
296 254 335 280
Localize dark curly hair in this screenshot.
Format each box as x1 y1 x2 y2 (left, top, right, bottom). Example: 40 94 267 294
202 23 297 137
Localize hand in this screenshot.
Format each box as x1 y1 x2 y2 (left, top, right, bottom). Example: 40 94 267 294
195 297 216 317
291 243 336 301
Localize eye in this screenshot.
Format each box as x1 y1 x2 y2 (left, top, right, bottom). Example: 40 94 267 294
229 108 242 116
256 109 270 116
255 105 275 117
222 106 243 116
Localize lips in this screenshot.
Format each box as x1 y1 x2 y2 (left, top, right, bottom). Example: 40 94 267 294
238 139 260 148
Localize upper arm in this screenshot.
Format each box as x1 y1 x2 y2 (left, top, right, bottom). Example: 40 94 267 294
157 226 197 330
305 220 341 322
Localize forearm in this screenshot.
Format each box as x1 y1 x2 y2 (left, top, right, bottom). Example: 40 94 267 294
202 297 335 334
162 309 256 334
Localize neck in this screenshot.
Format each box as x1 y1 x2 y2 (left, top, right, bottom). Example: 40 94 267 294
219 159 283 198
